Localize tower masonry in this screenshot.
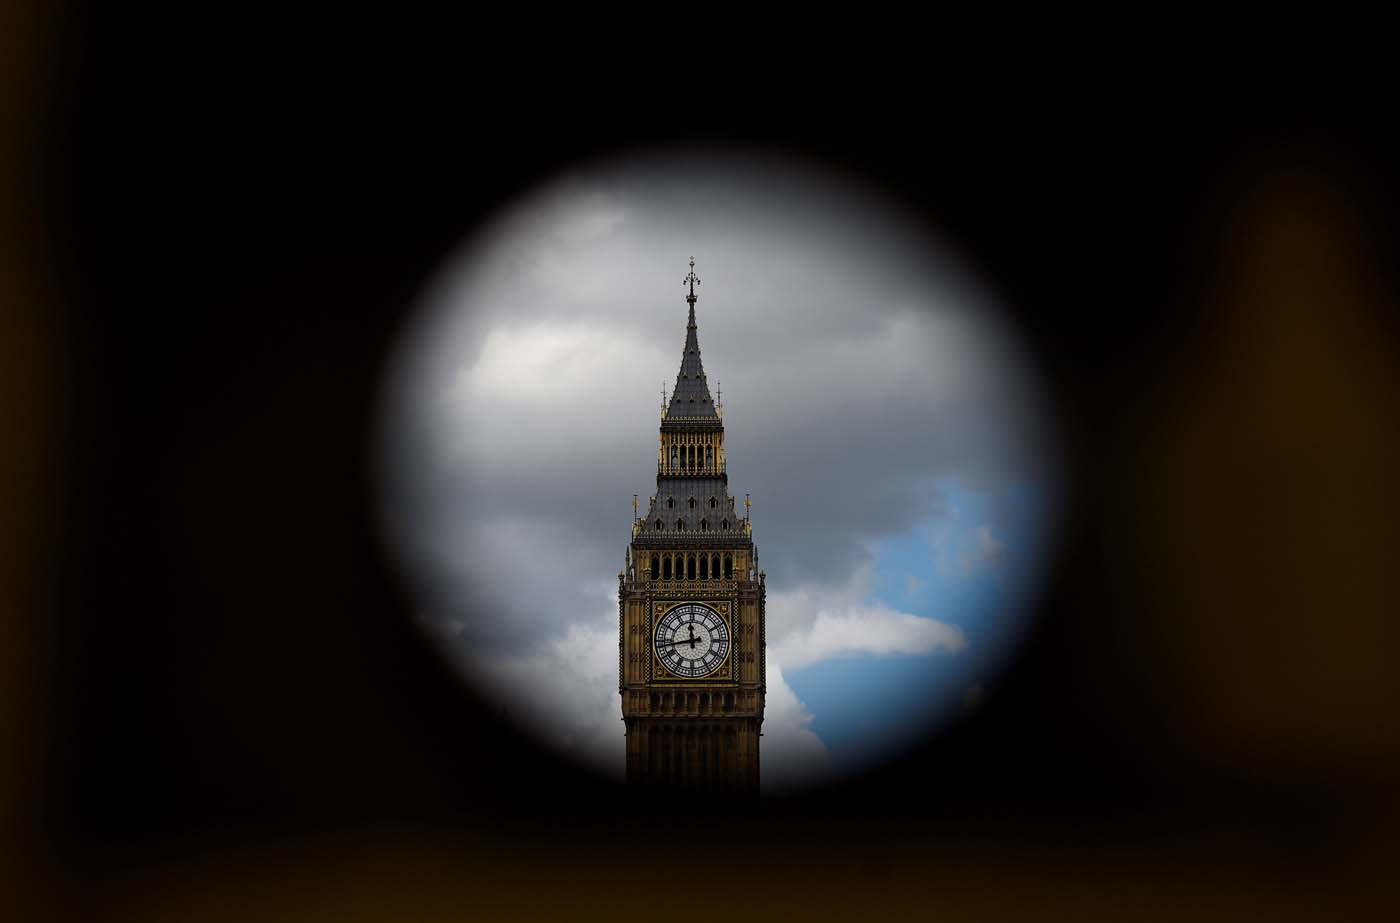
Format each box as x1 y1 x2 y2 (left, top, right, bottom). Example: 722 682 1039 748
619 258 766 792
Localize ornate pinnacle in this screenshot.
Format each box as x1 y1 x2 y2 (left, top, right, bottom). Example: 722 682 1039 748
683 256 700 306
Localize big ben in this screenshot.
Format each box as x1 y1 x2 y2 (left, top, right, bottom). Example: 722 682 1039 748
619 258 765 792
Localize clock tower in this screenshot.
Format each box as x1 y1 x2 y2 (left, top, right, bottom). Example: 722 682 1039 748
619 258 766 792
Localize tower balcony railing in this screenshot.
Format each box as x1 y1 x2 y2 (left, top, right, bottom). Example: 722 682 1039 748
630 522 754 543
658 461 727 476
640 578 739 594
661 410 724 423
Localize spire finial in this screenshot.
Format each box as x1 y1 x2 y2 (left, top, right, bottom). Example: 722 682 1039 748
683 256 700 307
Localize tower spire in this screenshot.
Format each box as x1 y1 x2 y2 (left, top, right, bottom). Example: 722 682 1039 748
683 255 701 332
666 257 717 421
684 255 700 306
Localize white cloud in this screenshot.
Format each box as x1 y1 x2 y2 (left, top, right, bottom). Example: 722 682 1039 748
440 322 670 467
771 602 967 671
764 560 966 669
761 658 831 793
762 561 876 643
453 323 656 408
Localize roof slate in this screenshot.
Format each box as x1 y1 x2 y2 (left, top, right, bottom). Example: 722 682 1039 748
665 300 720 424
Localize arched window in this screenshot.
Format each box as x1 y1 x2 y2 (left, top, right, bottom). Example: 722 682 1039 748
663 557 672 580
724 555 733 579
700 518 708 531
710 497 717 509
670 446 677 469
721 519 728 531
688 497 695 509
667 497 673 509
676 519 685 531
655 519 663 530
700 556 709 579
711 553 720 577
686 555 695 580
650 555 659 578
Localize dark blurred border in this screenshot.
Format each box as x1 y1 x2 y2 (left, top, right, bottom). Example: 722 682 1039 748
6 9 1400 919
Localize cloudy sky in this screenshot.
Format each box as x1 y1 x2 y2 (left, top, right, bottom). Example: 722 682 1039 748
377 149 1060 792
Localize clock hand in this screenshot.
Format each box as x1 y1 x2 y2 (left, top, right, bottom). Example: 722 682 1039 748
657 636 711 651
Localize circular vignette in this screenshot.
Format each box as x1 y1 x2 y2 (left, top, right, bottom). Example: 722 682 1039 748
373 145 1063 795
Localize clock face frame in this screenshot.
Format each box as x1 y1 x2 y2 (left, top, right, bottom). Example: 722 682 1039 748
653 602 731 679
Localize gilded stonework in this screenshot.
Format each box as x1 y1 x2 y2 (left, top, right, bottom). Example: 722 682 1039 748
649 599 734 682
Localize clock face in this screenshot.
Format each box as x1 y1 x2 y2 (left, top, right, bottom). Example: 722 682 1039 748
654 603 730 678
